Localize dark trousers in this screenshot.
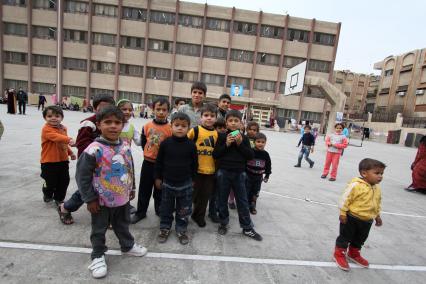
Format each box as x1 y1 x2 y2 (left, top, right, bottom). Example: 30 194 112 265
38 102 45 111
208 187 218 217
40 162 70 202
64 190 84 212
18 101 26 114
297 146 314 166
246 173 263 208
135 160 161 217
217 169 253 230
192 174 215 222
160 181 192 233
90 203 134 259
336 214 372 249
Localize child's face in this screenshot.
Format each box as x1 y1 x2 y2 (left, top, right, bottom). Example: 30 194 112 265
176 100 186 109
97 115 124 141
153 103 169 121
335 125 343 134
119 103 133 123
226 116 241 131
247 126 258 138
218 99 231 111
200 111 217 128
44 110 63 127
255 138 266 150
191 88 205 105
361 167 385 185
95 101 113 113
172 119 189 137
304 127 311 134
216 126 227 134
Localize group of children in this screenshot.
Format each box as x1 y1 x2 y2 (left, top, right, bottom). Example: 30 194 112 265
39 81 385 278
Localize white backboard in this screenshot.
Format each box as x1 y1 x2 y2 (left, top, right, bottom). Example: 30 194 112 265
284 60 307 96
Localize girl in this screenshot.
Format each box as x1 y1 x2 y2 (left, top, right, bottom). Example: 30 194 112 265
117 99 141 146
406 136 426 192
321 123 348 181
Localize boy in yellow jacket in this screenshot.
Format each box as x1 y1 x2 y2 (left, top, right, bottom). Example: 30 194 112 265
334 158 386 271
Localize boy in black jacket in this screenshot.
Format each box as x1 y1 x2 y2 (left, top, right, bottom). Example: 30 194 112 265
295 125 315 168
246 132 271 215
213 110 262 241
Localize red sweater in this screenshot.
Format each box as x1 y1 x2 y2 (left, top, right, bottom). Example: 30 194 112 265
75 115 99 157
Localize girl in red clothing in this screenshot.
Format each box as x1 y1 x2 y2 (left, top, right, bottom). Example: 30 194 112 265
321 123 348 181
406 136 426 192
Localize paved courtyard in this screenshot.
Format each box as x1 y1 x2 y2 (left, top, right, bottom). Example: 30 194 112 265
0 104 425 283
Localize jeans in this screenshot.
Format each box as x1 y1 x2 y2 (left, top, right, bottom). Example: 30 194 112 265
336 214 372 249
296 146 314 166
64 190 85 212
160 181 192 233
246 174 263 208
216 169 253 230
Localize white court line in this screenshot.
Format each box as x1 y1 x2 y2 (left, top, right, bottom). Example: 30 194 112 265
262 191 426 219
1 241 426 272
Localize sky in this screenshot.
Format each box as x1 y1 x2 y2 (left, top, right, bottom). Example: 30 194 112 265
188 0 426 74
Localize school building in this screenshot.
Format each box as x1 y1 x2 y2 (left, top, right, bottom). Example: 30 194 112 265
0 0 341 127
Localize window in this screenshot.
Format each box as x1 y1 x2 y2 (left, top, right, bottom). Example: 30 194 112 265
178 14 203 28
4 79 27 91
308 59 331 73
313 32 335 46
201 73 224 86
358 81 365 87
230 49 254 63
92 33 116 47
63 57 87 71
33 54 56 68
91 88 114 97
305 87 325 98
4 51 27 64
93 4 117 17
33 0 56 10
64 0 88 13
203 46 227 60
148 39 173 53
227 76 250 89
176 43 201 57
233 21 257 35
335 78 344 84
174 70 198 82
119 64 143 77
260 25 283 39
146 67 171 80
254 79 275 92
283 56 305 68
301 111 322 123
3 0 26 6
91 61 115 74
287 29 309 42
206 18 230 32
32 26 56 40
150 10 176 25
122 7 146 21
120 36 145 50
257 53 280 66
277 108 297 119
63 85 86 98
63 29 87 43
4 22 27 36
119 91 142 103
279 82 287 94
384 69 393 77
32 82 56 94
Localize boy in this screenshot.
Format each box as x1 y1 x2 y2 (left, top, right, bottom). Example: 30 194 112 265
58 94 115 224
171 98 186 115
179 81 207 128
77 106 147 279
188 104 218 227
131 98 172 223
295 125 315 168
246 121 260 148
217 94 231 120
155 112 198 245
40 106 76 209
246 132 271 215
213 110 262 241
334 158 385 271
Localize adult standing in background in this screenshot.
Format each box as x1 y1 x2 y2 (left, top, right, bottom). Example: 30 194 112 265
7 88 17 114
17 87 28 115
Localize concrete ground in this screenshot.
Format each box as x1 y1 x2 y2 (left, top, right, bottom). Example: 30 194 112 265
0 104 425 283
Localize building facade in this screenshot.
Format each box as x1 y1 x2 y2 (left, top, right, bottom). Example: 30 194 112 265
373 48 426 117
1 0 341 126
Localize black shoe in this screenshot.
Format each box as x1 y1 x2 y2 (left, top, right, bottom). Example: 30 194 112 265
130 213 146 224
321 175 327 179
310 162 315 168
242 229 263 241
157 229 170 243
192 216 206 228
228 202 236 210
208 214 220 223
177 231 189 245
404 187 418 192
43 195 53 203
329 178 336 182
294 165 301 168
218 224 228 235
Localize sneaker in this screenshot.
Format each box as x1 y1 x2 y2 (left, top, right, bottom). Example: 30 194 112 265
310 162 315 168
321 175 327 179
123 244 147 257
329 178 336 182
157 229 170 243
208 214 220 223
294 165 301 168
333 246 350 271
88 255 107 279
218 224 228 235
177 231 189 245
347 246 369 268
228 202 236 210
242 229 263 241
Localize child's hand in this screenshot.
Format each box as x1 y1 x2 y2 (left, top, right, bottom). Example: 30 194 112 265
263 178 269 183
69 138 75 146
375 216 383 226
70 153 77 160
226 134 235 146
87 200 100 214
155 179 162 190
129 190 135 201
339 215 347 224
235 133 243 145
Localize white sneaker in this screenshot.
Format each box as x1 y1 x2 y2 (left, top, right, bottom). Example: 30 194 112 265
88 255 107 279
123 243 148 257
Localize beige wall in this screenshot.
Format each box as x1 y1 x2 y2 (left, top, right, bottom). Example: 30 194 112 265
32 9 57 27
4 64 28 81
63 70 87 87
33 67 56 83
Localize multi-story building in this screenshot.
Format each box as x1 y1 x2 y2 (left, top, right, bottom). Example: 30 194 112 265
332 70 380 116
373 48 426 117
0 0 341 126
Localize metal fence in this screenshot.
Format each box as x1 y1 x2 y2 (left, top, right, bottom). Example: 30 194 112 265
402 117 426 128
371 112 398 122
348 113 368 121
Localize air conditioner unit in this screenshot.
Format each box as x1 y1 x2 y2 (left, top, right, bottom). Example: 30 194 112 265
397 91 406 96
416 89 425 95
